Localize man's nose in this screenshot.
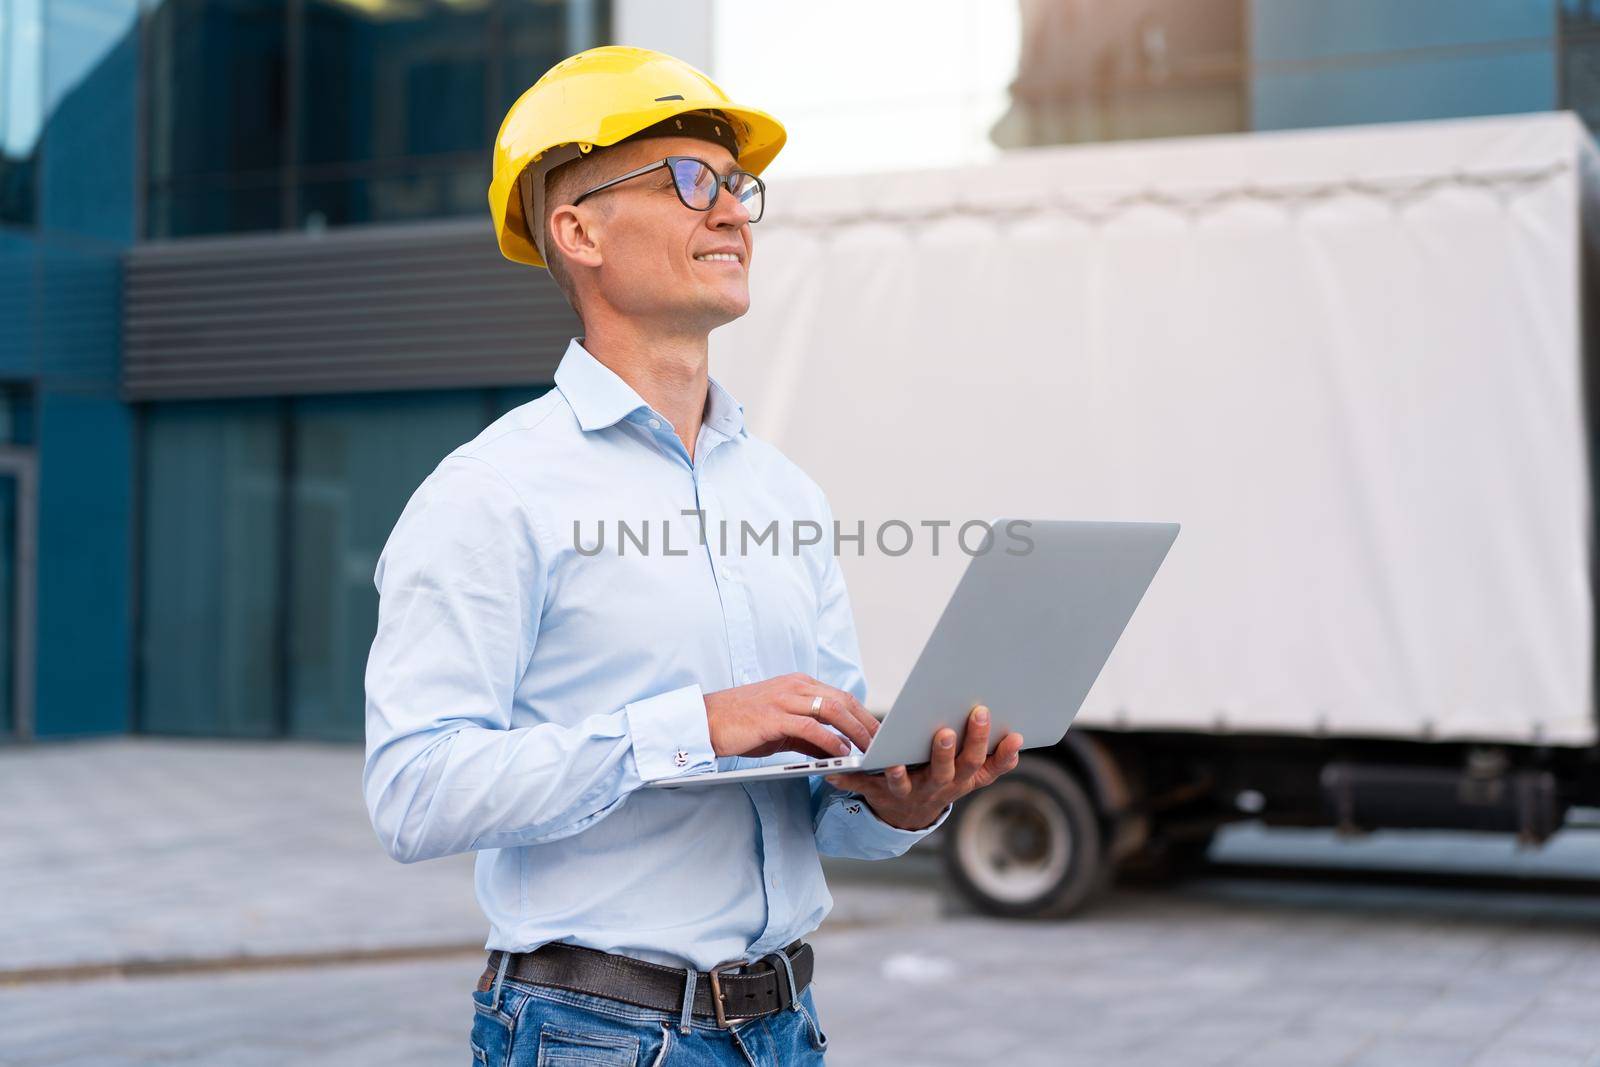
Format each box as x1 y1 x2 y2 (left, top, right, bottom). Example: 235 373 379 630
710 185 752 228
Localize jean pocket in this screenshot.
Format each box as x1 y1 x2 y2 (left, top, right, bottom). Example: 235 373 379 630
470 986 521 1067
535 1022 640 1067
474 987 505 1020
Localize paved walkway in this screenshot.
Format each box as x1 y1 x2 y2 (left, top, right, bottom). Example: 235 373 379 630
0 740 933 977
4 881 1599 1066
0 738 483 973
4 740 1600 1065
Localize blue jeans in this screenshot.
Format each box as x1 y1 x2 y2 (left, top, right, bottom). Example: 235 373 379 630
469 971 830 1066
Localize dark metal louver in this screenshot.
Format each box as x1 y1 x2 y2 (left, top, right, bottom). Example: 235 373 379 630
122 220 575 399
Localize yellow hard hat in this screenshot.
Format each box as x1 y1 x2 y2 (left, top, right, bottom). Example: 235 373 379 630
489 45 787 269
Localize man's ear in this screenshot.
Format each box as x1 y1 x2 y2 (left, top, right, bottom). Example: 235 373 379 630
549 204 603 269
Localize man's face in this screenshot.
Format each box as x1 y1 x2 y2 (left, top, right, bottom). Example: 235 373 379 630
571 135 755 332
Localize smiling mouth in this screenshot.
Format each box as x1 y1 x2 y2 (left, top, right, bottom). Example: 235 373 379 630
694 253 743 266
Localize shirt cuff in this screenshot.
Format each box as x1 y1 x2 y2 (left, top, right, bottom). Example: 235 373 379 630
840 794 952 850
625 683 718 782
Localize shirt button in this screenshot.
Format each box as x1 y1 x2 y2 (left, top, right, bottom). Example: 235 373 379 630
648 418 661 430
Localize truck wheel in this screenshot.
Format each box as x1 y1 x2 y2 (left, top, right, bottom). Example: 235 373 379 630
943 754 1106 919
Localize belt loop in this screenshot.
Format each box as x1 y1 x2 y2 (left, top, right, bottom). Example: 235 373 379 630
796 998 828 1053
489 950 512 1012
677 964 698 1035
767 949 801 1013
775 944 826 1051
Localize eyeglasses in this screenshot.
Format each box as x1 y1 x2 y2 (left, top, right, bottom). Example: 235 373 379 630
571 156 766 223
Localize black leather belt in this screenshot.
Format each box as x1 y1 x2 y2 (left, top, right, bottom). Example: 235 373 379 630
477 940 814 1028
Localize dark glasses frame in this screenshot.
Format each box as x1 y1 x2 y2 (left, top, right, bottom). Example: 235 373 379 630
570 155 766 222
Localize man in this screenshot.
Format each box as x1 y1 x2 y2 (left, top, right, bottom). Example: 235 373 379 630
363 46 1023 1066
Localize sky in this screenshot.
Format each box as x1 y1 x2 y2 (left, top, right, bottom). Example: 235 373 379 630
2 0 139 156
710 0 1022 179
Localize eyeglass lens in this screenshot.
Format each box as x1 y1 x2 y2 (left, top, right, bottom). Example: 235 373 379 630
669 158 764 222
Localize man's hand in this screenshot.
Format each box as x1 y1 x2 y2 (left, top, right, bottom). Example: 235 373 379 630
826 704 1023 831
704 672 880 759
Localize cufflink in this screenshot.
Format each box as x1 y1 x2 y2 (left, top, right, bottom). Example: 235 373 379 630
674 749 689 768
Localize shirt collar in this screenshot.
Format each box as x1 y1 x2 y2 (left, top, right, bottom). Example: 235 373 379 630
553 336 747 439
704 373 748 440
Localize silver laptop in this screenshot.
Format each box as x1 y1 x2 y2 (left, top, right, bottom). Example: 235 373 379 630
651 519 1179 789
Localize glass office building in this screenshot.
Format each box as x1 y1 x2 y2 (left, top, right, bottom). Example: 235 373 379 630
0 0 1597 741
2 0 601 741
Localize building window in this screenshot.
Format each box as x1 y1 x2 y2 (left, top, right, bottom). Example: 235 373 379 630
143 0 290 237
138 385 547 739
139 400 285 736
285 391 488 738
142 0 609 238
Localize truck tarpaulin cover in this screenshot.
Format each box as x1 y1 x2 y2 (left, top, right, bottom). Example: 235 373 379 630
711 113 1598 747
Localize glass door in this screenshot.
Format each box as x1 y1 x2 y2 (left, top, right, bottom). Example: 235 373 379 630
0 476 14 736
0 449 36 740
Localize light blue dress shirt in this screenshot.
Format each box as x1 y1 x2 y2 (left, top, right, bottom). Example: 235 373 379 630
363 336 946 970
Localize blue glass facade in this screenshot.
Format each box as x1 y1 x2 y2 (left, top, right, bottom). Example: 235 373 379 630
143 0 594 237
1251 0 1558 130
1 0 139 737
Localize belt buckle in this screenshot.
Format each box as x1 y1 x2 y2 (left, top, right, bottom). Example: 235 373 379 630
707 958 748 1029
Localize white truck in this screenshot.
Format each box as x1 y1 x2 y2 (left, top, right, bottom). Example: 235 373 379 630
710 111 1600 917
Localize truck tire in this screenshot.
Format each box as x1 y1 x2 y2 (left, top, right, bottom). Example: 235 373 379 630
942 754 1106 919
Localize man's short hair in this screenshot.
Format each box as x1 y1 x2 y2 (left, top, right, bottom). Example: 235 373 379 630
540 148 616 325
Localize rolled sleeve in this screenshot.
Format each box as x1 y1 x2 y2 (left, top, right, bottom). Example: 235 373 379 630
625 683 717 782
